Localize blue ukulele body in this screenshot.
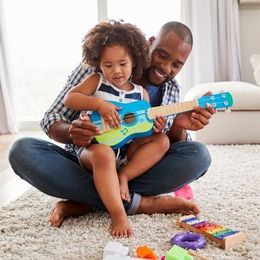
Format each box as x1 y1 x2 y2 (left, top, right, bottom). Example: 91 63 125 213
91 92 233 149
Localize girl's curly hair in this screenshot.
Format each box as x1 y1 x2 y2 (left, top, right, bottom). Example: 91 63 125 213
82 20 150 80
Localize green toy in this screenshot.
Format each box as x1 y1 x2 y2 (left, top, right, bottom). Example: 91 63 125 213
165 245 193 260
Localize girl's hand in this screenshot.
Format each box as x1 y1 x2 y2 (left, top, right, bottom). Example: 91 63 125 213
153 116 166 133
97 100 121 128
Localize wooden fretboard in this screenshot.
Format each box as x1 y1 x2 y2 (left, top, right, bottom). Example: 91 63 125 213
147 100 198 119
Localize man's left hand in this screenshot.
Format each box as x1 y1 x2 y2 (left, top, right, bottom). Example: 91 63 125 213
174 104 215 131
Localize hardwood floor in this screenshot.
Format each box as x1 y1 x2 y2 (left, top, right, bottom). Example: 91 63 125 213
0 131 46 207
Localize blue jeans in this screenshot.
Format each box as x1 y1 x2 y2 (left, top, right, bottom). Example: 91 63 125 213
8 137 211 214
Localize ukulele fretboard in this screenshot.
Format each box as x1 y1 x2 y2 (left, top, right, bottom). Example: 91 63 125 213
147 100 197 119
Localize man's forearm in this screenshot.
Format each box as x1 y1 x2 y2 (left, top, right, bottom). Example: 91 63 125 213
49 121 72 144
167 124 187 142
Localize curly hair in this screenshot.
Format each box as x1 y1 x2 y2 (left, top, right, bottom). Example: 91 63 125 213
82 20 150 80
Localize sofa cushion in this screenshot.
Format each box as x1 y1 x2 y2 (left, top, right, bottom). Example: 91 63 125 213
250 54 260 86
184 81 260 110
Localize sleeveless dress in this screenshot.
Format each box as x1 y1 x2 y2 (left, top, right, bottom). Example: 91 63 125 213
78 73 145 169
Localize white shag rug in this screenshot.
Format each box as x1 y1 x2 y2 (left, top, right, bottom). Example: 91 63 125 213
0 145 260 260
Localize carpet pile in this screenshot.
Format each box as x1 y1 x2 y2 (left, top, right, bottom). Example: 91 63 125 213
0 145 259 259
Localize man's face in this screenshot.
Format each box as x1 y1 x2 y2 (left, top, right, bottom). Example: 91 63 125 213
147 31 192 86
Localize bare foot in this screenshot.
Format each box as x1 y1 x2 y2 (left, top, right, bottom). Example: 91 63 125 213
118 175 130 202
50 200 92 227
136 196 200 215
110 212 132 237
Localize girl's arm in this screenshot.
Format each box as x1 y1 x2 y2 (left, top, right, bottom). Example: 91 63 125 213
143 88 150 103
64 73 103 111
64 73 121 127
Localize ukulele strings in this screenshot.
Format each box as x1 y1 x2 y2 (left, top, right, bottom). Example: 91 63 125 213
93 110 151 125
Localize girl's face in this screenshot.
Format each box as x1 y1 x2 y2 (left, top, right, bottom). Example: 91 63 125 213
99 44 134 90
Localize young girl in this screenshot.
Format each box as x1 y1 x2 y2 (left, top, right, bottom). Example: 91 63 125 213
64 20 170 237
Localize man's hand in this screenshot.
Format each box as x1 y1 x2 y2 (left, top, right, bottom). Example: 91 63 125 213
174 104 215 131
174 91 215 131
167 92 215 142
69 112 102 147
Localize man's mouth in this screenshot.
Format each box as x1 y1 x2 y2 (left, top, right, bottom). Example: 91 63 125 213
150 68 168 82
153 69 168 80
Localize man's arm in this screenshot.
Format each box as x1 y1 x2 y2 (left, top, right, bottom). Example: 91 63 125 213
49 121 71 143
40 63 99 146
167 122 187 142
49 116 101 147
167 104 215 142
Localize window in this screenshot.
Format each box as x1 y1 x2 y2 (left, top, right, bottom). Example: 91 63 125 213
3 0 180 129
3 0 98 124
107 0 180 37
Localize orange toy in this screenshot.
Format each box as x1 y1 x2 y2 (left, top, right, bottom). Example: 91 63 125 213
136 245 158 260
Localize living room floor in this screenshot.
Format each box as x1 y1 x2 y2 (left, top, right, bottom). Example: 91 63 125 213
0 131 44 206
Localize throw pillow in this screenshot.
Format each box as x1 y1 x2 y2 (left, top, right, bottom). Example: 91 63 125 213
250 54 260 86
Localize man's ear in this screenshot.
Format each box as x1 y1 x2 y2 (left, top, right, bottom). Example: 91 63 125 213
148 36 156 46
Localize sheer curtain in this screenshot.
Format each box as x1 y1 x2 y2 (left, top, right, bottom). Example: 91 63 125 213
180 0 241 95
0 3 17 134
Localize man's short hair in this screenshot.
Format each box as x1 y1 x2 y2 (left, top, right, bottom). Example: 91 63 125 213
161 21 193 46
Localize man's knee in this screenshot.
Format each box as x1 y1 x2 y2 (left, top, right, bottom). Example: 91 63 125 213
192 141 212 170
8 137 35 168
185 141 211 180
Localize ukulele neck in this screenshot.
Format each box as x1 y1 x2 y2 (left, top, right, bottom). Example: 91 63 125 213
147 100 197 119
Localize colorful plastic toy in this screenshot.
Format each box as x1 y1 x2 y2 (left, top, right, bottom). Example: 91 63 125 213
103 241 129 258
136 245 158 260
165 245 193 260
177 215 246 249
170 232 206 250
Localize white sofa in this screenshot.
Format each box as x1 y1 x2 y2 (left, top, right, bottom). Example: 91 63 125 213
184 81 260 144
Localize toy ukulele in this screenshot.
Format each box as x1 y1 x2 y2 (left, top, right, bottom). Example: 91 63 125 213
177 215 246 249
91 92 233 149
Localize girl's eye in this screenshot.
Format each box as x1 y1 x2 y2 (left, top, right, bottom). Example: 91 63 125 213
120 63 127 66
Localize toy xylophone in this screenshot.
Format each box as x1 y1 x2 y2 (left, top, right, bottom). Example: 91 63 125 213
177 215 246 249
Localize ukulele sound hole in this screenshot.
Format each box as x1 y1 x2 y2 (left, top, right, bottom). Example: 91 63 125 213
123 113 135 125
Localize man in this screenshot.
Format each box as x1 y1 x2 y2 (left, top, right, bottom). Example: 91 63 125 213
9 21 214 227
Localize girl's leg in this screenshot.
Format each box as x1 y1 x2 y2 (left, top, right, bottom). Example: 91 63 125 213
118 133 169 201
81 144 132 237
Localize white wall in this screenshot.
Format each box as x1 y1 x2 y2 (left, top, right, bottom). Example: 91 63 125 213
239 4 260 83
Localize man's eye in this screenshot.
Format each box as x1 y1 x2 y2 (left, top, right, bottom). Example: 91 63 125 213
173 63 182 69
158 51 167 59
105 65 112 68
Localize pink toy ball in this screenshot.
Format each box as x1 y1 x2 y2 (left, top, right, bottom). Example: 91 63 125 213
170 232 206 250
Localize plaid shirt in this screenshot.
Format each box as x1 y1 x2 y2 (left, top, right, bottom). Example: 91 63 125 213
40 62 181 155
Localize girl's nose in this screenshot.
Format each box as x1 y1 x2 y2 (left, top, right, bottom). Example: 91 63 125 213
113 65 121 73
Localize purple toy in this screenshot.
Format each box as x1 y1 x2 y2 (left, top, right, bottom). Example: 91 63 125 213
170 232 206 250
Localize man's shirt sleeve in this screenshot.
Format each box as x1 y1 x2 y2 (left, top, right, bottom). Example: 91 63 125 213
40 63 95 136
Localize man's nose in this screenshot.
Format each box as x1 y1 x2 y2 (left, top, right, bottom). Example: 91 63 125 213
160 61 171 75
